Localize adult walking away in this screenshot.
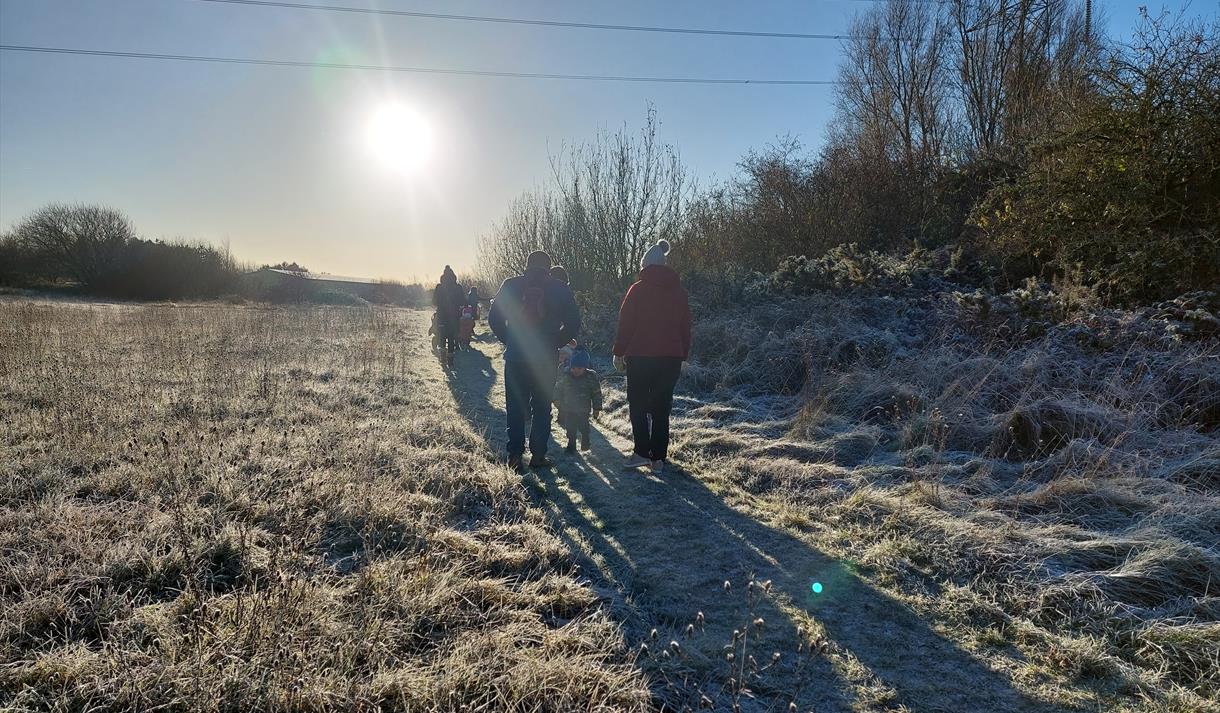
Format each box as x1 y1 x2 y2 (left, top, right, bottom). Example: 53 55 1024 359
433 266 465 367
466 285 483 320
489 251 581 471
613 239 691 474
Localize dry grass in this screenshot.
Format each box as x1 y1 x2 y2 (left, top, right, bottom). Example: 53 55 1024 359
592 292 1220 712
0 301 648 712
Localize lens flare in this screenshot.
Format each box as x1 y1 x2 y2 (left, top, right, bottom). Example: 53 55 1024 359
811 582 823 594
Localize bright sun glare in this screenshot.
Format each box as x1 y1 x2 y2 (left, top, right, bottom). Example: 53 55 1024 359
366 103 433 175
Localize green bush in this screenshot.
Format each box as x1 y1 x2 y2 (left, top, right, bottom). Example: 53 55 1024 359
974 15 1220 304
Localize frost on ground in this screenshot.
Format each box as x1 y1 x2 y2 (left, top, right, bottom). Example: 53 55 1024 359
0 302 648 711
589 289 1218 711
1 294 1215 712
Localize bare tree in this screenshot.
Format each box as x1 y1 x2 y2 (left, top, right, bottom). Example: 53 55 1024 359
837 0 953 174
551 105 688 284
478 108 689 289
12 204 135 287
950 0 1096 157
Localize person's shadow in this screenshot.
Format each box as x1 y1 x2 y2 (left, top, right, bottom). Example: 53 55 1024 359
445 347 1064 712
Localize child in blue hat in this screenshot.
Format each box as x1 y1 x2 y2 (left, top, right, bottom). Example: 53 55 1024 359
554 348 603 453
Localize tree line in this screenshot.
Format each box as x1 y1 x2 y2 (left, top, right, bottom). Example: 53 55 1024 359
0 205 430 305
478 3 1218 305
0 204 243 300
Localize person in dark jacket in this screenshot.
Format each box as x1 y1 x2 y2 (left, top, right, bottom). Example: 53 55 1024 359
489 251 581 471
554 349 602 454
612 239 691 474
433 266 466 366
466 285 482 321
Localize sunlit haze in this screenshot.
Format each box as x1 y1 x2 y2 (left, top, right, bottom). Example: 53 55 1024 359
0 0 1204 281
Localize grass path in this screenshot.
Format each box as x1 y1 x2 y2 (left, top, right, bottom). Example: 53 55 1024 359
441 321 1064 712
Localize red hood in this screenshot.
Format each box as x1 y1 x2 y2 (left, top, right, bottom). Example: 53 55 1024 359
639 264 680 287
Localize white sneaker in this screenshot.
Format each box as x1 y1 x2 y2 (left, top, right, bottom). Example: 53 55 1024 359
650 460 665 474
623 453 650 469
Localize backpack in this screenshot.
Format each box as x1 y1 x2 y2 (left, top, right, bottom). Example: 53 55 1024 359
520 272 547 328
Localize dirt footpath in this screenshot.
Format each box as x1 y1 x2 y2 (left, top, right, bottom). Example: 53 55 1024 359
442 321 1062 712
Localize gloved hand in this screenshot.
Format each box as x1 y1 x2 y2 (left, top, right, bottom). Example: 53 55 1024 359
613 355 627 373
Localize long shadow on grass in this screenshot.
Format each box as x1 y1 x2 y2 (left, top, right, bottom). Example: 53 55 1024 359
445 347 1059 713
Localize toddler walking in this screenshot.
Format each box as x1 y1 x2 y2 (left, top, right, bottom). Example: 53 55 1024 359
554 349 602 453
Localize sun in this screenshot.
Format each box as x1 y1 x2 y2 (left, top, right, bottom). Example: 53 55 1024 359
365 103 433 174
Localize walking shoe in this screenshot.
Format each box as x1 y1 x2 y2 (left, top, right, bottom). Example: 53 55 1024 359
529 455 554 469
623 453 650 469
650 460 665 474
507 454 524 473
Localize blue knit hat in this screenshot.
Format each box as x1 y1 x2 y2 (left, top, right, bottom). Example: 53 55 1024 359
569 349 590 370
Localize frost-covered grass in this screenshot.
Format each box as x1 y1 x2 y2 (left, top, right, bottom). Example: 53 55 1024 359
597 290 1219 711
0 302 648 712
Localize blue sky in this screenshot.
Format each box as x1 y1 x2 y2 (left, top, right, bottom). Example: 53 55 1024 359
0 0 1212 279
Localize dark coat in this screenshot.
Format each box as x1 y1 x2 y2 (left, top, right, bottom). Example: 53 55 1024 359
433 277 465 326
488 268 581 363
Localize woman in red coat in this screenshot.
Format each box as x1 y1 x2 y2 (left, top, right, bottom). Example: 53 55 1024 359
612 239 692 474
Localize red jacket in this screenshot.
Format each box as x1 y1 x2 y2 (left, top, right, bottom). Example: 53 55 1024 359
613 265 692 359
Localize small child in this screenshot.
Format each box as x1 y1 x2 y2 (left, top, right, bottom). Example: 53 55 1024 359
555 339 579 425
458 304 475 349
554 349 602 453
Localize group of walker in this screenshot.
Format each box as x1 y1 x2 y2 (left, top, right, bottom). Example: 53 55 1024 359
429 266 483 366
433 239 690 474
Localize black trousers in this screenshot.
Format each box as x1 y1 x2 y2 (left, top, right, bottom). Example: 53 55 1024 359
438 320 458 354
565 412 591 447
625 356 682 461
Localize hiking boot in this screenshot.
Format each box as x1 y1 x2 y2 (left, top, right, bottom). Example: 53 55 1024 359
507 454 525 473
529 455 554 469
623 453 650 469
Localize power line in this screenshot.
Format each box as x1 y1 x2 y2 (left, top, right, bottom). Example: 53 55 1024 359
191 0 856 40
0 45 839 85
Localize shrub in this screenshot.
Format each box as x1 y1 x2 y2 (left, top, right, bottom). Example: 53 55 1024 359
974 14 1220 304
5 204 242 300
760 244 977 297
8 204 135 288
95 239 239 300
